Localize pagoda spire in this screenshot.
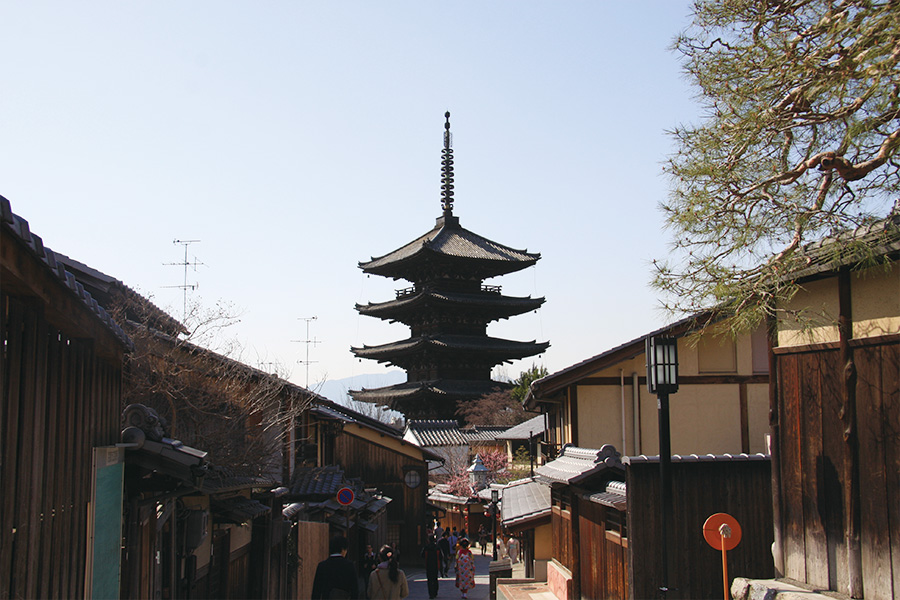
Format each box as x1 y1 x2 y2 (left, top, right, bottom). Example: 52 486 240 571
441 111 455 217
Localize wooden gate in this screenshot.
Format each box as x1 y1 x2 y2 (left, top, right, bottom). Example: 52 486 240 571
296 521 330 600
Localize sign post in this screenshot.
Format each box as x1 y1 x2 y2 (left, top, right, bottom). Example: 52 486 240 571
337 487 355 537
703 513 742 600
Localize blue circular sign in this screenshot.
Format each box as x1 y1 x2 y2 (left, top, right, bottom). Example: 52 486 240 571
337 487 355 506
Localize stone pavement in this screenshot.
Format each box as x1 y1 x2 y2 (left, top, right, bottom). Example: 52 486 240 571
404 550 501 600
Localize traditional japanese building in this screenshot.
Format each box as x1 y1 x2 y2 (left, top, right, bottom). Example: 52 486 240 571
351 113 549 421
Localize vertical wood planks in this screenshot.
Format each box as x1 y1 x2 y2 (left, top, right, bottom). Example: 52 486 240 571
856 344 894 600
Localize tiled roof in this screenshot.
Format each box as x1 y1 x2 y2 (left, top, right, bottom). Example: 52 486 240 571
462 427 507 443
495 415 546 441
210 496 271 524
585 481 627 510
360 215 540 275
290 465 345 497
790 204 900 281
427 488 474 505
406 420 468 447
351 379 507 402
501 478 551 528
623 453 769 464
352 334 549 361
535 444 624 486
54 252 186 336
356 290 544 320
1 195 133 351
311 398 403 437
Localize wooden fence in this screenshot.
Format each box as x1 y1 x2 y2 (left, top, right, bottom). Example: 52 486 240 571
1 294 125 599
775 339 899 599
626 457 774 599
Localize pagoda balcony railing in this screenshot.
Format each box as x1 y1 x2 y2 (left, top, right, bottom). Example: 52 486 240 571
395 285 503 298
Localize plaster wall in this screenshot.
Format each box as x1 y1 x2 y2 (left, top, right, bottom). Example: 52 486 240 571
778 265 900 347
576 385 633 453
659 384 742 455
229 523 252 553
534 523 553 561
851 263 900 338
778 278 841 346
747 383 770 453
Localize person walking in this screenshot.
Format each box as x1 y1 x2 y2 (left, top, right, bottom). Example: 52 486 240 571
368 545 409 600
507 535 520 564
437 530 451 577
420 535 442 599
447 529 459 573
454 538 476 599
311 536 359 600
361 544 378 596
477 524 488 555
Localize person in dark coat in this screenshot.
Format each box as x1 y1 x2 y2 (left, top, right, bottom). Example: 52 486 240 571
437 530 451 577
420 535 442 599
311 535 359 600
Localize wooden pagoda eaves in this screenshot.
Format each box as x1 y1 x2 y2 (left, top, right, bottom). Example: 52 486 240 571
355 289 544 322
358 214 540 281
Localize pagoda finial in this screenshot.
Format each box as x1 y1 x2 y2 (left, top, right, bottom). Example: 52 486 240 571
441 111 454 216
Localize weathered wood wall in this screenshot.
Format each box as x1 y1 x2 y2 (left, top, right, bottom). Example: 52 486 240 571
1 294 124 599
775 339 899 600
626 458 774 600
577 500 628 600
334 431 427 561
296 521 329 600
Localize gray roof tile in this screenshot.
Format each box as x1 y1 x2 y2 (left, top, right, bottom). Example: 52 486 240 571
535 444 623 485
501 478 551 527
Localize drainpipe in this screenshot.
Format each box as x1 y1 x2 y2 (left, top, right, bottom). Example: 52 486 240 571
620 369 627 454
632 372 641 455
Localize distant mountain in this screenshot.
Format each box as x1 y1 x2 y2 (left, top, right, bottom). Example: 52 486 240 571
316 370 406 403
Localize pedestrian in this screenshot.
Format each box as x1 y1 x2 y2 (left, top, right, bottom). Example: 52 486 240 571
437 530 451 577
477 524 488 555
311 535 359 600
361 544 378 596
421 535 442 599
447 529 459 574
368 545 409 600
434 520 444 539
507 535 520 564
455 538 476 599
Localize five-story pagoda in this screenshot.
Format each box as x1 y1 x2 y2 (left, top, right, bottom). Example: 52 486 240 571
350 113 549 421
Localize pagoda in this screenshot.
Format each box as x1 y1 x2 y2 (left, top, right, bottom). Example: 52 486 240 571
350 113 549 421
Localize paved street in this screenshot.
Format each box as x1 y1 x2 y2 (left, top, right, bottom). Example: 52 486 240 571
404 552 495 600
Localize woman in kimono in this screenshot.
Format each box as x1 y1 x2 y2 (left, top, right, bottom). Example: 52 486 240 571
455 538 476 599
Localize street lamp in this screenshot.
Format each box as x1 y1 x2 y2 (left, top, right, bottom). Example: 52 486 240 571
646 335 679 599
490 489 500 560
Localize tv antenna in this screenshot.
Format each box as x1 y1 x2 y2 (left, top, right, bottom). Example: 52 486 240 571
163 239 204 323
292 317 320 388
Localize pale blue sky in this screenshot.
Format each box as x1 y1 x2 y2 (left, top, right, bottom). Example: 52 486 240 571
1 1 700 395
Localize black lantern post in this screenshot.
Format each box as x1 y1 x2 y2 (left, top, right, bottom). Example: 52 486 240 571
490 489 500 560
646 336 679 599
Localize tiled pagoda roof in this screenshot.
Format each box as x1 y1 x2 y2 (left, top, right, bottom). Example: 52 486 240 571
359 214 540 280
351 334 549 365
356 289 544 322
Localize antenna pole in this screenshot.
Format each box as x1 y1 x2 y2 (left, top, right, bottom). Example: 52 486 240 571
163 239 203 323
292 317 320 388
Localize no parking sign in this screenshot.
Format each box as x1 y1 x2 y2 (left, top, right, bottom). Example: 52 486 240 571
337 487 355 506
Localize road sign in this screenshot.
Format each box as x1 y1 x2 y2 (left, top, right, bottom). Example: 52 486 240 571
336 487 355 506
703 513 741 551
703 513 742 600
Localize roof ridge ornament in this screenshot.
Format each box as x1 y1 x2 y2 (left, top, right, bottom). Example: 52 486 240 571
441 111 455 216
